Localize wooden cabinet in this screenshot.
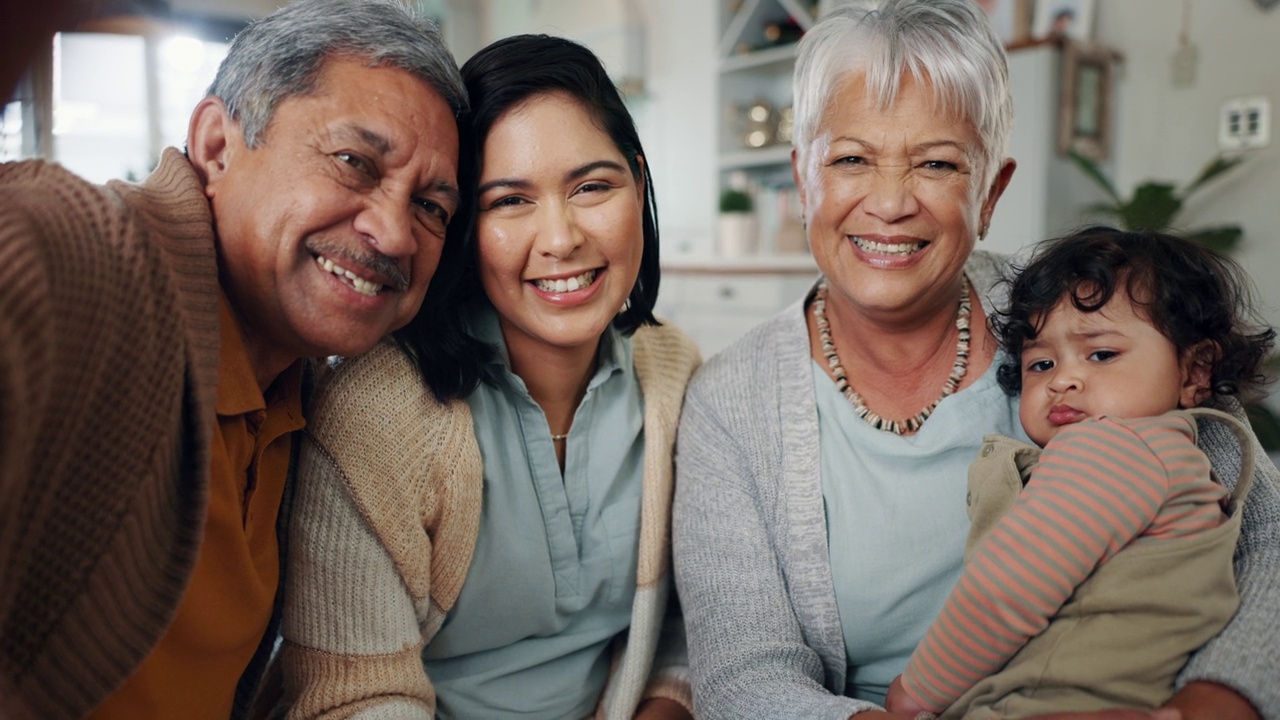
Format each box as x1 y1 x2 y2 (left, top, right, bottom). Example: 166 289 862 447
657 257 820 357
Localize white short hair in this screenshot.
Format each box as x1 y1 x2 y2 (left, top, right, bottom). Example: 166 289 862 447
792 0 1012 189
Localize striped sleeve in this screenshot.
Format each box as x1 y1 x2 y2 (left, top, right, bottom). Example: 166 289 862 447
900 418 1181 713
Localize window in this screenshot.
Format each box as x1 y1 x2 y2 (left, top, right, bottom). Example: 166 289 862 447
2 19 232 183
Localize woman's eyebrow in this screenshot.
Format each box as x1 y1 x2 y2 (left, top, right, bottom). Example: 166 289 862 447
565 160 628 181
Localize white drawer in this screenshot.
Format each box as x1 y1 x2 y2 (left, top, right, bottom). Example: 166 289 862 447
667 272 816 314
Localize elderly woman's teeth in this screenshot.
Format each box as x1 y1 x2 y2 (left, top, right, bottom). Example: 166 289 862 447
316 255 383 297
853 237 926 255
534 269 596 293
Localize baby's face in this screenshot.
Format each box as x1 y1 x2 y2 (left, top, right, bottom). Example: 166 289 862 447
1018 290 1203 446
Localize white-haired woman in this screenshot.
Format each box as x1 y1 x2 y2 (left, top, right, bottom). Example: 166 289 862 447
672 1 1280 719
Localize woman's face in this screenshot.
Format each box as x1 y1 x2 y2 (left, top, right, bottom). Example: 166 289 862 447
795 72 1012 322
476 91 645 358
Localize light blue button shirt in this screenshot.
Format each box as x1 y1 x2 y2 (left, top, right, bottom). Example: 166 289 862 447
815 355 1029 706
423 307 645 720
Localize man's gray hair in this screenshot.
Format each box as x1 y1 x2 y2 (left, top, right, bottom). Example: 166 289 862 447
792 0 1012 189
207 0 467 148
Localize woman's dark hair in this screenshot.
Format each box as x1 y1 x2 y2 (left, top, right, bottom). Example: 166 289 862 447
392 34 662 402
992 225 1275 403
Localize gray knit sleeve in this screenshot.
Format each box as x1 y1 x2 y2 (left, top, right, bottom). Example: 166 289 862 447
1179 398 1280 716
672 339 874 720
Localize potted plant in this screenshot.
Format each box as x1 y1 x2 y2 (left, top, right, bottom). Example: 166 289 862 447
1068 149 1244 251
717 187 758 258
1069 150 1280 450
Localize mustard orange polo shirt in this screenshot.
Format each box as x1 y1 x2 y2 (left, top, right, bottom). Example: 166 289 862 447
90 294 304 719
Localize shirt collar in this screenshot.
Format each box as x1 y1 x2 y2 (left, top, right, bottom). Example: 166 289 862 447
470 304 627 392
216 292 305 418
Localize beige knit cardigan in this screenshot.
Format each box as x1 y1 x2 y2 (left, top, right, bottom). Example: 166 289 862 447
0 150 225 718
281 324 701 719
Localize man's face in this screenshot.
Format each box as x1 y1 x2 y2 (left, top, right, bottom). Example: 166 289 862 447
200 55 459 373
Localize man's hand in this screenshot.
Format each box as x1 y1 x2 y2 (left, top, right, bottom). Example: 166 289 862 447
634 697 693 720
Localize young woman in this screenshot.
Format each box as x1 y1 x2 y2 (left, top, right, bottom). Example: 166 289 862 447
280 35 699 720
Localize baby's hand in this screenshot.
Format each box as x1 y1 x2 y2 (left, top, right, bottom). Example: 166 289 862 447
885 675 931 717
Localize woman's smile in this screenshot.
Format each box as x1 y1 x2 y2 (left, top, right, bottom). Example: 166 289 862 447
527 267 605 305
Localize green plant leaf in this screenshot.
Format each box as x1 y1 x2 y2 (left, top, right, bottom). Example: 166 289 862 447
1186 225 1244 253
1124 183 1181 230
1181 155 1245 198
719 188 753 213
1068 149 1121 204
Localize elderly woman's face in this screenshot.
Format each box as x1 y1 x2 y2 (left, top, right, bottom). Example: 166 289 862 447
795 72 1005 321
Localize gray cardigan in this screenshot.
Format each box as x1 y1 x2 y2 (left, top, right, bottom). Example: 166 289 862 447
672 251 1280 720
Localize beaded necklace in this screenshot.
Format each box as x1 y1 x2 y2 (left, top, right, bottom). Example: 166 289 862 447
811 275 972 435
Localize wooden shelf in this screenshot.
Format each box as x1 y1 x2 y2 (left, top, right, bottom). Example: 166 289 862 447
719 144 792 170
721 43 799 73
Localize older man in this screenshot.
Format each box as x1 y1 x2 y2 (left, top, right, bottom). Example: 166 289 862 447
0 1 465 718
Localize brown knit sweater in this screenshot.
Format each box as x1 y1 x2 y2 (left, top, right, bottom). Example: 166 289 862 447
0 150 223 718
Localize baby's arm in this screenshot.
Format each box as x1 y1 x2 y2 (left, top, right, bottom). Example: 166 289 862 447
897 419 1178 713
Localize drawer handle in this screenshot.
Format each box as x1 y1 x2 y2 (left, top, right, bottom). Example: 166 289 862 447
718 285 735 299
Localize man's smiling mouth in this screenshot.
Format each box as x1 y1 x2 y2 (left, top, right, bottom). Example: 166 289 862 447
315 254 384 297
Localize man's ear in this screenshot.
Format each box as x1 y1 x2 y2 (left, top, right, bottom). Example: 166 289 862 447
1179 340 1218 408
187 96 237 197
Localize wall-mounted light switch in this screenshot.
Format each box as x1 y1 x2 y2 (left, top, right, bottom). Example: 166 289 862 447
1220 96 1271 150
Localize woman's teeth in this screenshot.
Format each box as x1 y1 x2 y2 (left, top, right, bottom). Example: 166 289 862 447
534 269 597 293
316 255 383 297
853 237 926 256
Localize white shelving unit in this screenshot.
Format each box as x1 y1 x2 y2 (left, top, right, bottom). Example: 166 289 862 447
659 0 821 359
716 0 818 256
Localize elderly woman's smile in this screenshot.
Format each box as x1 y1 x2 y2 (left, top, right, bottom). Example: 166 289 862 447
849 236 927 256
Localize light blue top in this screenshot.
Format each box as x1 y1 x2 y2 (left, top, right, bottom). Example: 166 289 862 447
423 307 646 720
816 354 1028 705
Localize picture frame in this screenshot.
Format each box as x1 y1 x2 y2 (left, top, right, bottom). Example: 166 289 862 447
1032 0 1096 41
1057 41 1116 161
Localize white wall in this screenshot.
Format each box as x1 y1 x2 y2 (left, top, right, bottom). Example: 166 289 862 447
1095 0 1280 326
627 0 718 255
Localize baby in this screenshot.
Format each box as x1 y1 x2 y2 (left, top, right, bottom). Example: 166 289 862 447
887 226 1274 719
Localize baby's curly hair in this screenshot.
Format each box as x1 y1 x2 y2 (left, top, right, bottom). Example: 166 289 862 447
992 225 1275 403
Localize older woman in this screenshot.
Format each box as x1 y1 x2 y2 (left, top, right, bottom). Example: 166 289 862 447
280 35 699 719
672 2 1280 719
